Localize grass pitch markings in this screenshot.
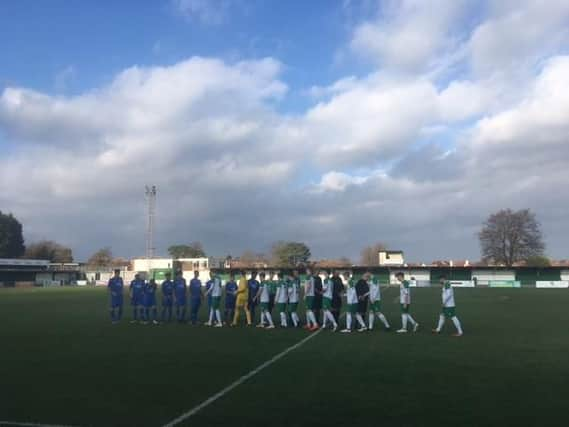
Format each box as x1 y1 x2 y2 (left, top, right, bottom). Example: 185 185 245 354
161 328 324 427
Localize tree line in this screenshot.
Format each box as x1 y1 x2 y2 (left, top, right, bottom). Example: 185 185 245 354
0 208 549 267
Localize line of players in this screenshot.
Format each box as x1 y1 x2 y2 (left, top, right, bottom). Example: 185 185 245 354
107 268 463 336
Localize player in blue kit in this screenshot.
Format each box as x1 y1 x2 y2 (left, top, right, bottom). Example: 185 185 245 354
224 273 238 324
129 273 145 324
189 271 203 325
161 272 174 322
174 271 188 323
107 269 124 323
143 279 159 325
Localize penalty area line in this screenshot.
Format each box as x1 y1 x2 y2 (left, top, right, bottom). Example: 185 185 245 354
160 328 324 427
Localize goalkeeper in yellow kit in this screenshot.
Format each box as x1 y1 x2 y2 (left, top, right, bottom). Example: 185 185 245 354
232 271 252 326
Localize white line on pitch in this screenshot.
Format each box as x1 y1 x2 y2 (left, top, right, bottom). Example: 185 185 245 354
161 329 324 427
0 422 79 427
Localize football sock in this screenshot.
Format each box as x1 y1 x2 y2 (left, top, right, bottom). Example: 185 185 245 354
308 311 317 326
266 312 274 327
452 316 463 334
291 312 299 327
346 313 352 330
379 313 390 328
356 314 366 328
368 313 374 329
402 314 408 329
436 314 445 331
407 314 417 326
280 312 287 327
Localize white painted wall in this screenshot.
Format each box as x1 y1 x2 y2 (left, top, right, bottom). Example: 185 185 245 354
132 258 174 271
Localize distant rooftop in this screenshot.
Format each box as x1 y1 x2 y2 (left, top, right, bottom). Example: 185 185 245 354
0 258 50 267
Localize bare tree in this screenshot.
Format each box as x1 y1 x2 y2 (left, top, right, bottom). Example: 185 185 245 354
87 247 113 267
238 251 269 268
315 257 352 268
479 209 545 266
24 240 73 263
360 242 387 266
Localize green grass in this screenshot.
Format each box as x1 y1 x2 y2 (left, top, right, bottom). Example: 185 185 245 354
0 287 568 427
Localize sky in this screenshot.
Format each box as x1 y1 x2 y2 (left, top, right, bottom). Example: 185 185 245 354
1 0 569 263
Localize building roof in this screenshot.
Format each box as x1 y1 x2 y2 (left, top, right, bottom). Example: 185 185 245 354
0 258 50 267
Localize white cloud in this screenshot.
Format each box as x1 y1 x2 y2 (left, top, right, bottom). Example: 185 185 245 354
350 0 469 72
303 75 439 167
312 171 371 192
438 79 495 122
0 57 298 257
472 56 569 149
3 2 569 262
468 0 569 76
306 76 358 98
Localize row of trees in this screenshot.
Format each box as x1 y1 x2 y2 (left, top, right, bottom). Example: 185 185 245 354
1 210 74 262
0 208 550 267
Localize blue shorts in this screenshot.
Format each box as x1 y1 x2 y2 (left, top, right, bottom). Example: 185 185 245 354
225 299 236 309
110 296 123 308
131 295 144 306
175 298 187 307
162 296 173 306
144 297 156 308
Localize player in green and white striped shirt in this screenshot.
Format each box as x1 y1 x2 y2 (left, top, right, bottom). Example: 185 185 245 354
365 272 390 331
205 272 223 328
432 275 463 336
288 271 301 327
303 268 319 331
321 271 338 332
254 272 275 329
341 273 366 333
274 272 289 328
395 272 419 333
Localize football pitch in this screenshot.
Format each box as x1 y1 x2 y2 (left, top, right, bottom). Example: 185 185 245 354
1 287 568 427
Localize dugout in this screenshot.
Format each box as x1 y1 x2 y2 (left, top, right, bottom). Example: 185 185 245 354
0 259 50 287
515 267 562 286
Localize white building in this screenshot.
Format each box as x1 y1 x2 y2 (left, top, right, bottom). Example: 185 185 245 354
131 257 212 281
379 250 404 266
